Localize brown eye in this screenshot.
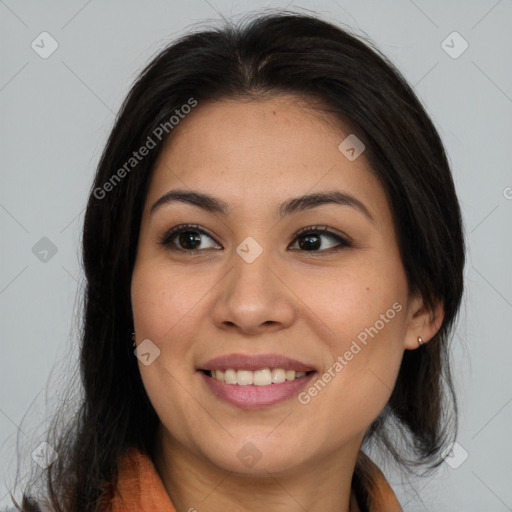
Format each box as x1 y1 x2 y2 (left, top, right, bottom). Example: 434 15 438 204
289 226 352 252
160 224 221 253
159 223 351 255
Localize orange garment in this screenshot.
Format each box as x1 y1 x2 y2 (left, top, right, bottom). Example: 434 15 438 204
109 446 402 512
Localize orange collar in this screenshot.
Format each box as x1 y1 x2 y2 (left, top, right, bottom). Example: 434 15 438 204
109 446 401 511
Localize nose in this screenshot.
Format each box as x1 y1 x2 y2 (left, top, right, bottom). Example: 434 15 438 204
211 241 297 336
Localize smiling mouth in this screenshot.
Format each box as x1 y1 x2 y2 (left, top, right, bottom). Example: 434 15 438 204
201 368 316 386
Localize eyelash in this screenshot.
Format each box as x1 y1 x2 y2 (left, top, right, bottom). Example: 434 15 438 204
158 223 352 255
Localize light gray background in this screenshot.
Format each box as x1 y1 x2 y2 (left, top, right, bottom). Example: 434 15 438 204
1 1 511 511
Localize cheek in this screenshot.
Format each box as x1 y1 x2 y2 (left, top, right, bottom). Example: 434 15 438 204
131 260 205 341
305 264 407 356
296 267 407 426
130 261 206 444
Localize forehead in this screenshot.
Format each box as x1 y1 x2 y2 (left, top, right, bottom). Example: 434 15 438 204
145 95 389 224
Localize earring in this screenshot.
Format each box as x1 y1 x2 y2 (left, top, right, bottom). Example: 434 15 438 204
418 336 423 346
131 332 136 345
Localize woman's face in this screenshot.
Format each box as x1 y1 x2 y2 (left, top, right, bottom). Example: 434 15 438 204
131 95 426 474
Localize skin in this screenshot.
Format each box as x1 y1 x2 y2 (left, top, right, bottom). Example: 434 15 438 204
130 95 444 512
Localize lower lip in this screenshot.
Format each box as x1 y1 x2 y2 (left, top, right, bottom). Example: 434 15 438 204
199 371 316 409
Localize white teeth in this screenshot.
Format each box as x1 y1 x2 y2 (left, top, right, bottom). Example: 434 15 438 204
253 368 271 386
224 369 237 384
285 370 296 381
237 370 253 385
207 368 308 385
271 368 286 384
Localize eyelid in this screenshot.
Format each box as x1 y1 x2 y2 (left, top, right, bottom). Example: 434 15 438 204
159 223 352 253
159 223 220 250
292 225 353 244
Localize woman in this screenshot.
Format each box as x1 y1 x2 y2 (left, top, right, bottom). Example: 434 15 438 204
13 10 465 512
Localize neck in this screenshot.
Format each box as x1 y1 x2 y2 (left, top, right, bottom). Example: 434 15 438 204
152 424 362 512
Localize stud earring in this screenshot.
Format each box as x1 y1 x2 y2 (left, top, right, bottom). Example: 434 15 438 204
418 336 423 346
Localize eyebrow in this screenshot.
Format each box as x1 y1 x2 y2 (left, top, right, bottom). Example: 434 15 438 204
150 189 374 222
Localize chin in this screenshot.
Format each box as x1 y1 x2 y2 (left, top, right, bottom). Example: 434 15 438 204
195 437 309 476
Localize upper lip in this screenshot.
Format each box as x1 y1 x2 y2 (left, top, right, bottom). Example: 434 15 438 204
199 353 317 372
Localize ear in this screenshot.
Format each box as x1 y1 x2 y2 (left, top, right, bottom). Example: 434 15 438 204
403 293 444 350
